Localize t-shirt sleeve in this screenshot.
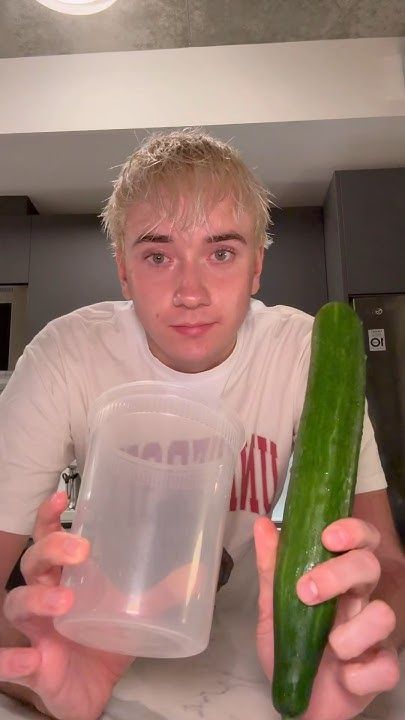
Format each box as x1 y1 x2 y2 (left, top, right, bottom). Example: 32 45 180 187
0 326 74 535
355 408 387 493
292 326 387 495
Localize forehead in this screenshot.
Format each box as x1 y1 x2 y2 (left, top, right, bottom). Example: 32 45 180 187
124 196 255 241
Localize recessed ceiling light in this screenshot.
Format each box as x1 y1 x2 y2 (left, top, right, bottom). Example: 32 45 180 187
35 0 119 15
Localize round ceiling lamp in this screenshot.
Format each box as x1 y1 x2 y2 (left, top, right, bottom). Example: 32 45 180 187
35 0 119 15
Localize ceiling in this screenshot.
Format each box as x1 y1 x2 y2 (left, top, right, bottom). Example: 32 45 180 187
1 0 405 58
1 2 405 214
2 117 405 213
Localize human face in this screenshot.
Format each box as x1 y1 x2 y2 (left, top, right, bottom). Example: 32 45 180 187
116 196 264 373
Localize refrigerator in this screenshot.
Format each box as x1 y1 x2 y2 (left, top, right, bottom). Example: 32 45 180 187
352 294 405 543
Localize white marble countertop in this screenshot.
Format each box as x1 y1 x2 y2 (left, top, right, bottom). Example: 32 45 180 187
0 543 403 720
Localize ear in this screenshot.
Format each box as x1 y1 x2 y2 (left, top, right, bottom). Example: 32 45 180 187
115 248 131 300
251 246 264 296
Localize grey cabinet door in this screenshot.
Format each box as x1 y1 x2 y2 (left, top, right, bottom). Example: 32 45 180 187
257 207 327 316
325 169 405 297
28 216 122 341
0 216 31 284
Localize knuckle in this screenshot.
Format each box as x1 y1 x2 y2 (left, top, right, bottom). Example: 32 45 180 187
365 521 381 547
386 659 401 690
33 500 50 528
310 560 341 597
380 649 400 690
322 564 340 592
340 517 380 549
2 591 13 619
372 600 397 635
2 586 24 621
347 517 364 533
19 550 31 579
360 549 380 578
342 516 364 537
328 626 343 655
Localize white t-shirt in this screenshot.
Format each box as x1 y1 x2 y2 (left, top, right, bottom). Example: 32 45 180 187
0 299 386 559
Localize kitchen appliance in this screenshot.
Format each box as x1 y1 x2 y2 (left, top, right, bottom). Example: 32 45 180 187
61 463 81 510
352 294 405 543
0 285 27 372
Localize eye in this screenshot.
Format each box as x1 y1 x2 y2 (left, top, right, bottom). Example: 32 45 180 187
212 247 235 262
146 252 168 266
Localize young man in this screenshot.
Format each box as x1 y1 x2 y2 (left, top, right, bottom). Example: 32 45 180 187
0 129 403 720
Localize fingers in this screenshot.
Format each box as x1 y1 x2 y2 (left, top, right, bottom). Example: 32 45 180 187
3 584 75 644
254 517 279 574
253 517 279 634
297 548 380 605
322 517 381 553
297 515 382 606
4 585 74 627
341 647 400 696
33 491 68 543
0 647 41 682
21 532 89 586
329 600 396 660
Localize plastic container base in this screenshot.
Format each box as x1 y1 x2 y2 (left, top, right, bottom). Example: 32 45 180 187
54 615 207 658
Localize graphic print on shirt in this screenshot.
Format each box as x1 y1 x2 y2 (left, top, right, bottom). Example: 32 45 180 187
230 433 278 514
123 431 278 517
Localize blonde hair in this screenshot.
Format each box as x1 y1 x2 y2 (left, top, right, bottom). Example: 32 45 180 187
101 128 273 253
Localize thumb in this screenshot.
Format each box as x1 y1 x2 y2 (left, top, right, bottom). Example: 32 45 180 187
253 517 279 635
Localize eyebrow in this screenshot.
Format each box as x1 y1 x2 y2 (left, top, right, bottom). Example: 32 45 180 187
132 232 247 246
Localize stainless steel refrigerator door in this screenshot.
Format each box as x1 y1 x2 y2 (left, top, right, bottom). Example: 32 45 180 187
352 294 405 542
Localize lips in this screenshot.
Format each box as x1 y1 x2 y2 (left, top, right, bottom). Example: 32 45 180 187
171 323 216 337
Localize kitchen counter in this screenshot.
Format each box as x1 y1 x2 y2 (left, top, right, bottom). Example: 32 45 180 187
0 543 403 720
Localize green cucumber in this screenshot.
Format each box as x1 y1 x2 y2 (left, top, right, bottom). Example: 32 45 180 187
272 302 366 719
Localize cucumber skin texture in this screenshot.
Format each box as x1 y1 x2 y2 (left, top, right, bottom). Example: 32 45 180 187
272 302 366 719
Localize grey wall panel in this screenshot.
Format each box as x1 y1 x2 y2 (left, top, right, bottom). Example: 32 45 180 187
337 169 405 295
256 207 327 316
0 216 31 284
28 216 122 341
27 209 326 343
323 175 348 301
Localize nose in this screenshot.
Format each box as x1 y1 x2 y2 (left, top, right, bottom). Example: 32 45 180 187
173 261 210 309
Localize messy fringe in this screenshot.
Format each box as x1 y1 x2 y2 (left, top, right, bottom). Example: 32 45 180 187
100 128 274 254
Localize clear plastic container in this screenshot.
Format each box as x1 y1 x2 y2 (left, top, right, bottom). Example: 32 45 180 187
54 382 245 658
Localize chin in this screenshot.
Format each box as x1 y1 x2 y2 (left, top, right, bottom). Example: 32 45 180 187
171 359 212 374
167 350 219 373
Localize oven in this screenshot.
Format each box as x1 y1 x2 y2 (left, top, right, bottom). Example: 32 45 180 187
0 285 27 375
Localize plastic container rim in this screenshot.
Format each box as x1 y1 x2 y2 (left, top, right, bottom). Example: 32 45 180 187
89 381 246 456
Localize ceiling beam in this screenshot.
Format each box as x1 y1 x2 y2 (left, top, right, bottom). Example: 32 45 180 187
1 37 404 135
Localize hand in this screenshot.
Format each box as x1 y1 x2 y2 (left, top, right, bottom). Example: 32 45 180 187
254 516 400 720
0 492 133 720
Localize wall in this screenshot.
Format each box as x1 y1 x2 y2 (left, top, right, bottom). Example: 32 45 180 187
0 207 327 341
27 216 121 341
0 216 31 285
257 207 327 316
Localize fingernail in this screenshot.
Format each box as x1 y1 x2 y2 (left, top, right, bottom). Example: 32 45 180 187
298 578 319 603
64 538 83 557
325 528 347 546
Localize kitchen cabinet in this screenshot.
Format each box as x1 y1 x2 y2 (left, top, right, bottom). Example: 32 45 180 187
324 168 405 299
257 206 327 316
0 216 31 284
